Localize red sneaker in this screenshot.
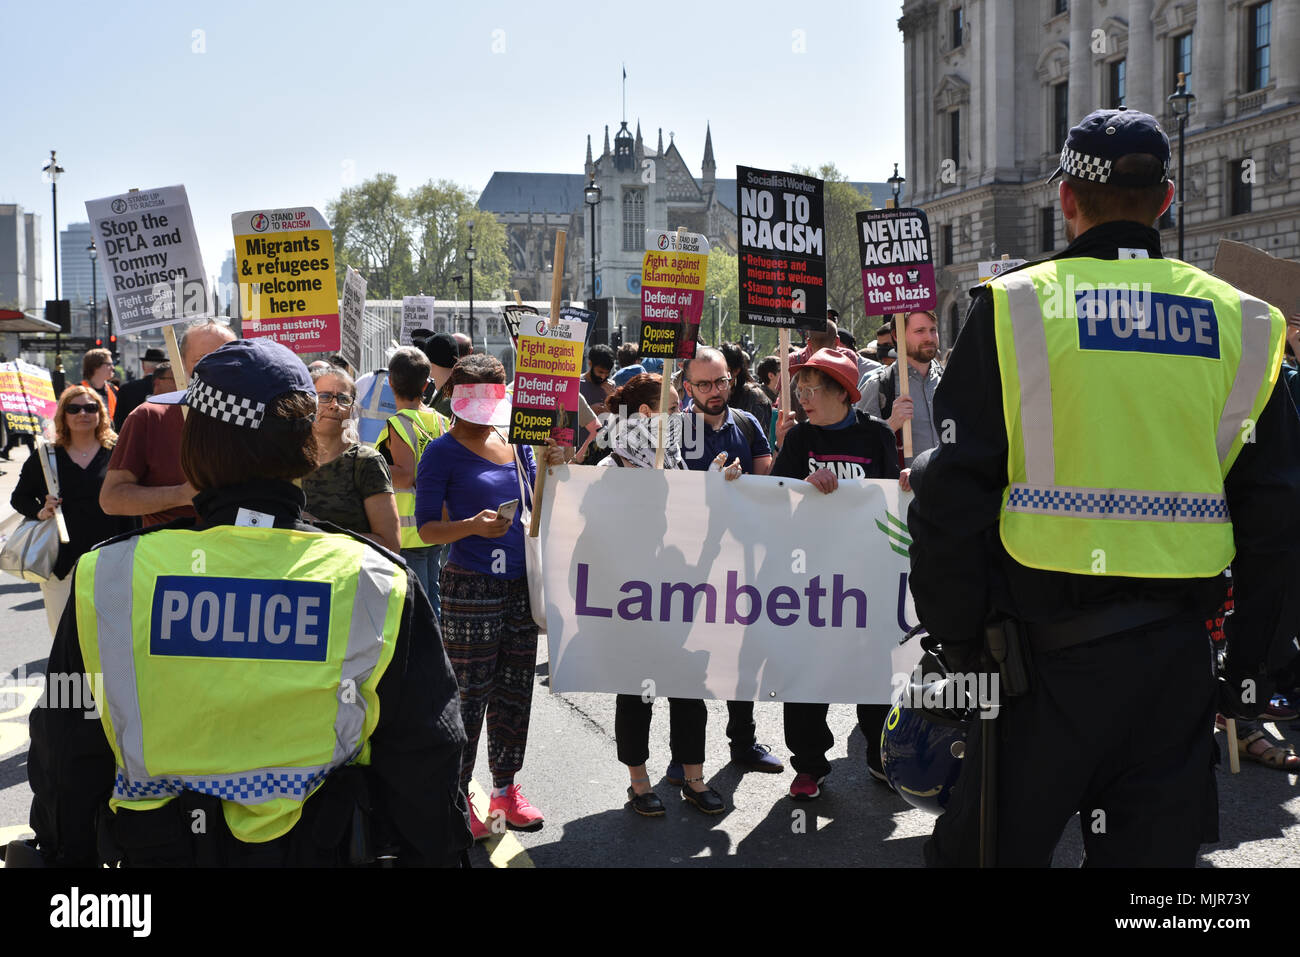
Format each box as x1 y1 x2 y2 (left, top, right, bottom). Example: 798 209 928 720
468 793 490 842
788 772 826 801
489 784 545 830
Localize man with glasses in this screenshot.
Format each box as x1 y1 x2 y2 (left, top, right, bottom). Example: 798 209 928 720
675 346 783 778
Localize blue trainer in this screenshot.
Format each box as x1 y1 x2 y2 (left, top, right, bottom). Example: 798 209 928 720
731 743 784 773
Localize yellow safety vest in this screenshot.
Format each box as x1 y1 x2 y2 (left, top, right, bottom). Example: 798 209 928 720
990 256 1283 578
377 408 447 549
75 525 406 844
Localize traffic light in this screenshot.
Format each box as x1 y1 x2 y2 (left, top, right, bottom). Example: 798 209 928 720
95 338 102 347
109 334 116 345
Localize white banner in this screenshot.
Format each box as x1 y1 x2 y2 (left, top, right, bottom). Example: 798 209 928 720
540 466 924 704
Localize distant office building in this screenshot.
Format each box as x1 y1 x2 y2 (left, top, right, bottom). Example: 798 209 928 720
60 222 110 339
0 205 42 311
220 249 240 319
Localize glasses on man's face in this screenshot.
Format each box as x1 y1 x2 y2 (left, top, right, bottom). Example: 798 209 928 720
65 403 99 416
316 391 355 408
689 375 732 395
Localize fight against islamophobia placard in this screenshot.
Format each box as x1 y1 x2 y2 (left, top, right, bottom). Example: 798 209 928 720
638 229 709 359
736 166 827 330
509 315 588 446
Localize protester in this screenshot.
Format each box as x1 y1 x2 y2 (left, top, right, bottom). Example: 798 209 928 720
376 346 448 613
150 362 175 395
453 332 473 358
302 366 400 553
579 344 616 414
678 346 781 778
771 347 900 798
720 341 772 435
112 347 166 431
857 310 943 468
592 373 724 815
354 347 401 446
80 348 118 424
414 354 564 840
27 337 470 866
756 356 781 406
417 332 462 420
10 387 131 637
100 318 236 527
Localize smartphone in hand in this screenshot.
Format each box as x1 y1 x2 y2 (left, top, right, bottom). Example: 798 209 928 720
496 499 520 522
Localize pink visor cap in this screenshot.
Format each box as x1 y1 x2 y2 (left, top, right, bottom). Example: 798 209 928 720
451 382 512 426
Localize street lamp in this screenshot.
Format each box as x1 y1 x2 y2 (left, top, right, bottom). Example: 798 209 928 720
42 149 65 377
452 274 464 331
1167 72 1196 261
710 294 720 344
888 162 905 207
465 221 476 345
88 241 98 344
584 178 602 310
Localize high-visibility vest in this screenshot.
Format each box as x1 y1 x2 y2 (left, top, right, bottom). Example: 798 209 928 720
990 256 1284 578
355 372 396 445
74 525 407 844
376 408 448 549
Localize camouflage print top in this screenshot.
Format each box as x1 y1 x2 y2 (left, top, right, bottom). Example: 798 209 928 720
302 443 394 535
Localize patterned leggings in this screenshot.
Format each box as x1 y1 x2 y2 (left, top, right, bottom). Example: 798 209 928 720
440 563 539 791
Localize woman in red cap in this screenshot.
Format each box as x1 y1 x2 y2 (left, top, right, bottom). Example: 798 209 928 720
773 346 901 801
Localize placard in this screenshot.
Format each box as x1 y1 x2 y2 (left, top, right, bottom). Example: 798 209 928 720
232 207 339 354
339 267 366 371
638 229 709 359
736 166 827 330
0 362 56 435
84 185 210 334
509 317 587 446
400 296 436 345
857 207 937 314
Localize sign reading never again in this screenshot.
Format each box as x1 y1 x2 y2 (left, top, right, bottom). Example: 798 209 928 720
857 207 937 313
232 207 339 354
736 166 827 330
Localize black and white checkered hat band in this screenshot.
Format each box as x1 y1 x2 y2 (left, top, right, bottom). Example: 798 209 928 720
186 374 267 429
1060 145 1113 183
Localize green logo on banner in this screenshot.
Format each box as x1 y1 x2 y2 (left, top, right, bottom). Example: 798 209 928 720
875 510 911 558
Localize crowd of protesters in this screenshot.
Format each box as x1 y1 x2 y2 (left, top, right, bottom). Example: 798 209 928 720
11 303 1300 851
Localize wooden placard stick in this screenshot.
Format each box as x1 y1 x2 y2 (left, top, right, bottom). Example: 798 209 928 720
529 230 569 536
35 437 70 544
654 359 676 470
898 311 913 459
162 325 189 420
1226 718 1240 773
778 328 791 415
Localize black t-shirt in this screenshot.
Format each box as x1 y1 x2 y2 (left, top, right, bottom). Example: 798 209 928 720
772 411 901 482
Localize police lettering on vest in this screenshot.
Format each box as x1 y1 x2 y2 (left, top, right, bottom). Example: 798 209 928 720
1075 287 1220 359
151 576 331 662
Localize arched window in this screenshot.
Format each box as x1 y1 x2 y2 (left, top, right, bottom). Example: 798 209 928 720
622 189 645 251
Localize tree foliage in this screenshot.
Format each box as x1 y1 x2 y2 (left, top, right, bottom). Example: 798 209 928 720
328 175 510 301
794 163 875 340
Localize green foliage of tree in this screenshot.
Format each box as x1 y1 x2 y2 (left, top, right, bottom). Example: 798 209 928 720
702 246 740 348
328 175 509 302
794 163 875 340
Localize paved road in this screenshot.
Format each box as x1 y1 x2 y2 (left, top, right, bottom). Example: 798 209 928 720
1 438 1297 867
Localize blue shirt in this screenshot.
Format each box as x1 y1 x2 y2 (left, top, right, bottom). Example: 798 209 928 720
681 408 771 474
415 434 536 578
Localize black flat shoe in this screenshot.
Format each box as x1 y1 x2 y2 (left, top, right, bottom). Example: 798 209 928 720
680 778 725 815
627 786 665 817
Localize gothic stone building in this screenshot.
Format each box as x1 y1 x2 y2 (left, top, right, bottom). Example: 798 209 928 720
479 122 891 344
899 0 1300 346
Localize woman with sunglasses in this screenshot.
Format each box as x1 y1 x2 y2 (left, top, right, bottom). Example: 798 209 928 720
302 366 401 553
10 387 131 636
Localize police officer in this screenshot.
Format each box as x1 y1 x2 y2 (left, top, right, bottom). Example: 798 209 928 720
26 337 471 866
907 109 1300 867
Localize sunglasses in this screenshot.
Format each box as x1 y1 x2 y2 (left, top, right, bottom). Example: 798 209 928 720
65 403 100 416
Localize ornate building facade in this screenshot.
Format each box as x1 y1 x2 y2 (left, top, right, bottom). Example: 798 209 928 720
899 0 1300 345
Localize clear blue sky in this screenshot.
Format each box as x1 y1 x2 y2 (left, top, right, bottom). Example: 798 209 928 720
2 0 904 302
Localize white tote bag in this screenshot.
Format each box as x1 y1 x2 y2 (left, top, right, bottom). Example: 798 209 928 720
514 446 546 630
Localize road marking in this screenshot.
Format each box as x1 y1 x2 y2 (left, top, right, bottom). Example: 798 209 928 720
469 780 535 868
0 683 42 756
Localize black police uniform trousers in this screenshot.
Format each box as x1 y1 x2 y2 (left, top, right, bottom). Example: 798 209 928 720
926 612 1217 867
